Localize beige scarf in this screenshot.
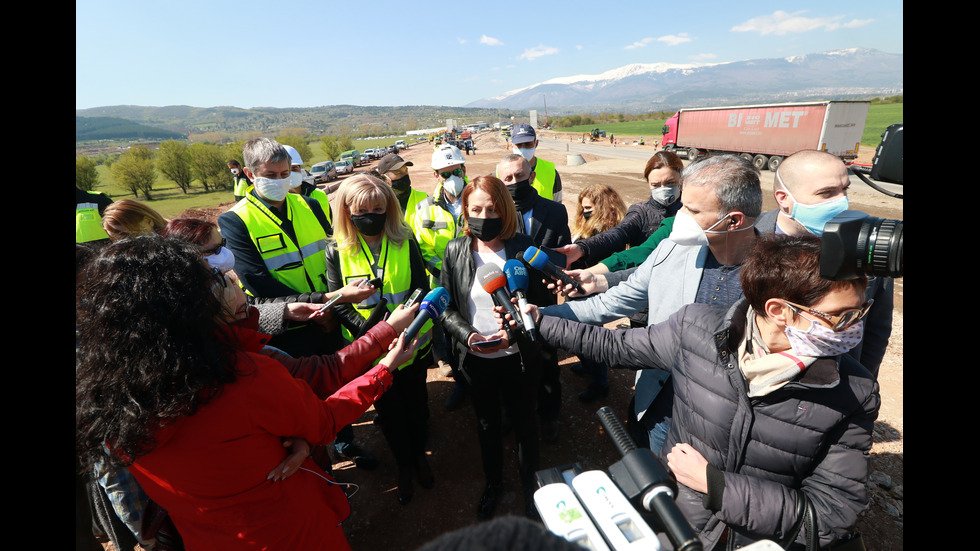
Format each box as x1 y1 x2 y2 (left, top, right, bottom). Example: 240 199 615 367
738 307 817 397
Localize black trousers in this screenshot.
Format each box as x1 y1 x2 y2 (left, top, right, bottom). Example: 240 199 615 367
373 352 432 468
462 352 541 486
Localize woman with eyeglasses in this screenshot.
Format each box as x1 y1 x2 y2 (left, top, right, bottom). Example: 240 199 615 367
75 235 420 551
517 234 879 550
325 173 433 505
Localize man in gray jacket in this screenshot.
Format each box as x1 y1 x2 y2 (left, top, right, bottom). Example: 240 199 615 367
541 155 763 452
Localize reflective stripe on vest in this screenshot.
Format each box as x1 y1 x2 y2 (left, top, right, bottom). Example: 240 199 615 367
229 193 329 295
76 202 110 243
531 158 556 201
337 235 432 360
413 196 459 272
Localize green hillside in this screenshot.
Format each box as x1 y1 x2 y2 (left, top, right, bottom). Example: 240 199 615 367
76 117 187 141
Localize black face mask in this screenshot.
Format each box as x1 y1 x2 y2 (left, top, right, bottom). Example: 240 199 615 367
390 175 412 193
508 179 533 203
350 212 387 237
468 216 503 242
582 210 594 221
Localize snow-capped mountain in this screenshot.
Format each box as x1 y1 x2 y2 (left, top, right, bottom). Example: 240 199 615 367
465 48 902 113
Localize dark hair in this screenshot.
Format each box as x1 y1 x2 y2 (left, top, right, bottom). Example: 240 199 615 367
643 150 684 180
162 217 218 248
75 235 242 470
740 234 867 314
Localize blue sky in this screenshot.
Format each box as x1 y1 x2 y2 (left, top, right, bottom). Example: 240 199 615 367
75 0 903 110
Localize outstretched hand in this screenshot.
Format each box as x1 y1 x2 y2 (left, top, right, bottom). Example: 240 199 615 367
382 330 420 372
546 269 606 298
554 243 585 266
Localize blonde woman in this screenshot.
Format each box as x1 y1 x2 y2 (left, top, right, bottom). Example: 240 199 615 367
101 199 167 241
325 173 434 505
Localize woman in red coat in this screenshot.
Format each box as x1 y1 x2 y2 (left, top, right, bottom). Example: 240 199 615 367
76 235 419 550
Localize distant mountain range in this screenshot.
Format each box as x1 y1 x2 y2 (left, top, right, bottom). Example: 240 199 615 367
465 48 903 113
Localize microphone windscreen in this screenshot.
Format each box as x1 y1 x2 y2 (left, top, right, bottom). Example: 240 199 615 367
420 287 450 318
503 259 529 292
522 246 549 270
476 263 507 294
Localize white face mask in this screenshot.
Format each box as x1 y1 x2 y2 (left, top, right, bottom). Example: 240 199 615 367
651 185 680 207
669 210 754 247
230 168 239 175
513 146 536 162
253 176 290 202
289 171 304 189
443 174 466 198
206 246 236 273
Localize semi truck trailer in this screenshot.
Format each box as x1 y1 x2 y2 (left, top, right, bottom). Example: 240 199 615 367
661 101 870 171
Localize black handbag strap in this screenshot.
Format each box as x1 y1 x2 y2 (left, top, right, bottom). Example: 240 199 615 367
782 491 819 551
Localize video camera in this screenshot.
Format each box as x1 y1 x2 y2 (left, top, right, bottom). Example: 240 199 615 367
822 122 903 281
821 211 903 280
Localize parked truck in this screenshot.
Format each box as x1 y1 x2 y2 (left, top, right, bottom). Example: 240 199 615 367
661 101 870 171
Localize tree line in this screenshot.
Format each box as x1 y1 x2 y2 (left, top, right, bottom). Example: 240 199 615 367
75 134 360 201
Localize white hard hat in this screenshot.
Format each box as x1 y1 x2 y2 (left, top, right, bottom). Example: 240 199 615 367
282 144 303 166
431 144 465 170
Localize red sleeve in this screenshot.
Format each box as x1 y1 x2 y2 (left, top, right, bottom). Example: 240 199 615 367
263 322 398 399
245 351 394 446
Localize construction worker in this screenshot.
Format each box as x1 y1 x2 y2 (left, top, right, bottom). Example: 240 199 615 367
283 144 333 230
377 153 427 227
411 144 469 409
76 186 113 245
228 159 252 202
508 123 562 203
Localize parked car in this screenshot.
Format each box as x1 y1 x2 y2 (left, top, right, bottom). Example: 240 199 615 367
363 148 376 159
340 150 360 167
335 159 354 175
395 140 406 149
310 161 337 183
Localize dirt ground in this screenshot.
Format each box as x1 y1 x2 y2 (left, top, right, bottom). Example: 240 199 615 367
167 131 902 551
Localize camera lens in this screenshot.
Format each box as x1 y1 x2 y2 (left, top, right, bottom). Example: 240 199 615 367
865 218 903 278
820 211 903 280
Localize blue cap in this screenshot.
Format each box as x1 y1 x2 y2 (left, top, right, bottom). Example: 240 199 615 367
511 123 537 144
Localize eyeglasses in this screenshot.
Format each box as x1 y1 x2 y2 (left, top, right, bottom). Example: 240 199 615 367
780 299 874 332
202 238 226 256
439 167 464 179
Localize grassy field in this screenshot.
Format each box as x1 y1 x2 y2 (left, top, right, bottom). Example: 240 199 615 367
554 103 903 149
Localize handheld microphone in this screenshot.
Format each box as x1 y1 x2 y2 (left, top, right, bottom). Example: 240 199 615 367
353 298 388 340
503 259 537 343
476 263 525 339
403 287 450 344
522 246 584 294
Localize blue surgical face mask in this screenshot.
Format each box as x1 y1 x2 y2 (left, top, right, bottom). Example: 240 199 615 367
776 171 849 236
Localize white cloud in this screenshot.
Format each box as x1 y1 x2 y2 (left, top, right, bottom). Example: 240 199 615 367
480 35 504 46
658 33 691 46
575 45 583 50
731 10 872 35
457 37 467 45
625 37 655 50
519 44 559 61
625 34 691 49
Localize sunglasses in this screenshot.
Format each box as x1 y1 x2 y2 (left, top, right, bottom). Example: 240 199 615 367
781 299 874 332
439 167 464 179
202 238 226 256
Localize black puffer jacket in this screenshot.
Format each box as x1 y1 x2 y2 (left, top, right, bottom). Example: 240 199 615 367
538 299 879 550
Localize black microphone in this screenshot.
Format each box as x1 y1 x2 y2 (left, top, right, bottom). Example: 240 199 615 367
476 263 525 339
353 297 388 340
522 246 584 294
403 287 450 344
597 406 702 551
503 259 537 343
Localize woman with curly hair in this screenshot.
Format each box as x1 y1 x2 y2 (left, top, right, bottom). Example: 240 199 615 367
75 235 418 550
570 183 627 258
567 183 627 402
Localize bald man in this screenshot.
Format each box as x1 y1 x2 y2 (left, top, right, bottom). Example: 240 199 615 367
755 149 893 377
